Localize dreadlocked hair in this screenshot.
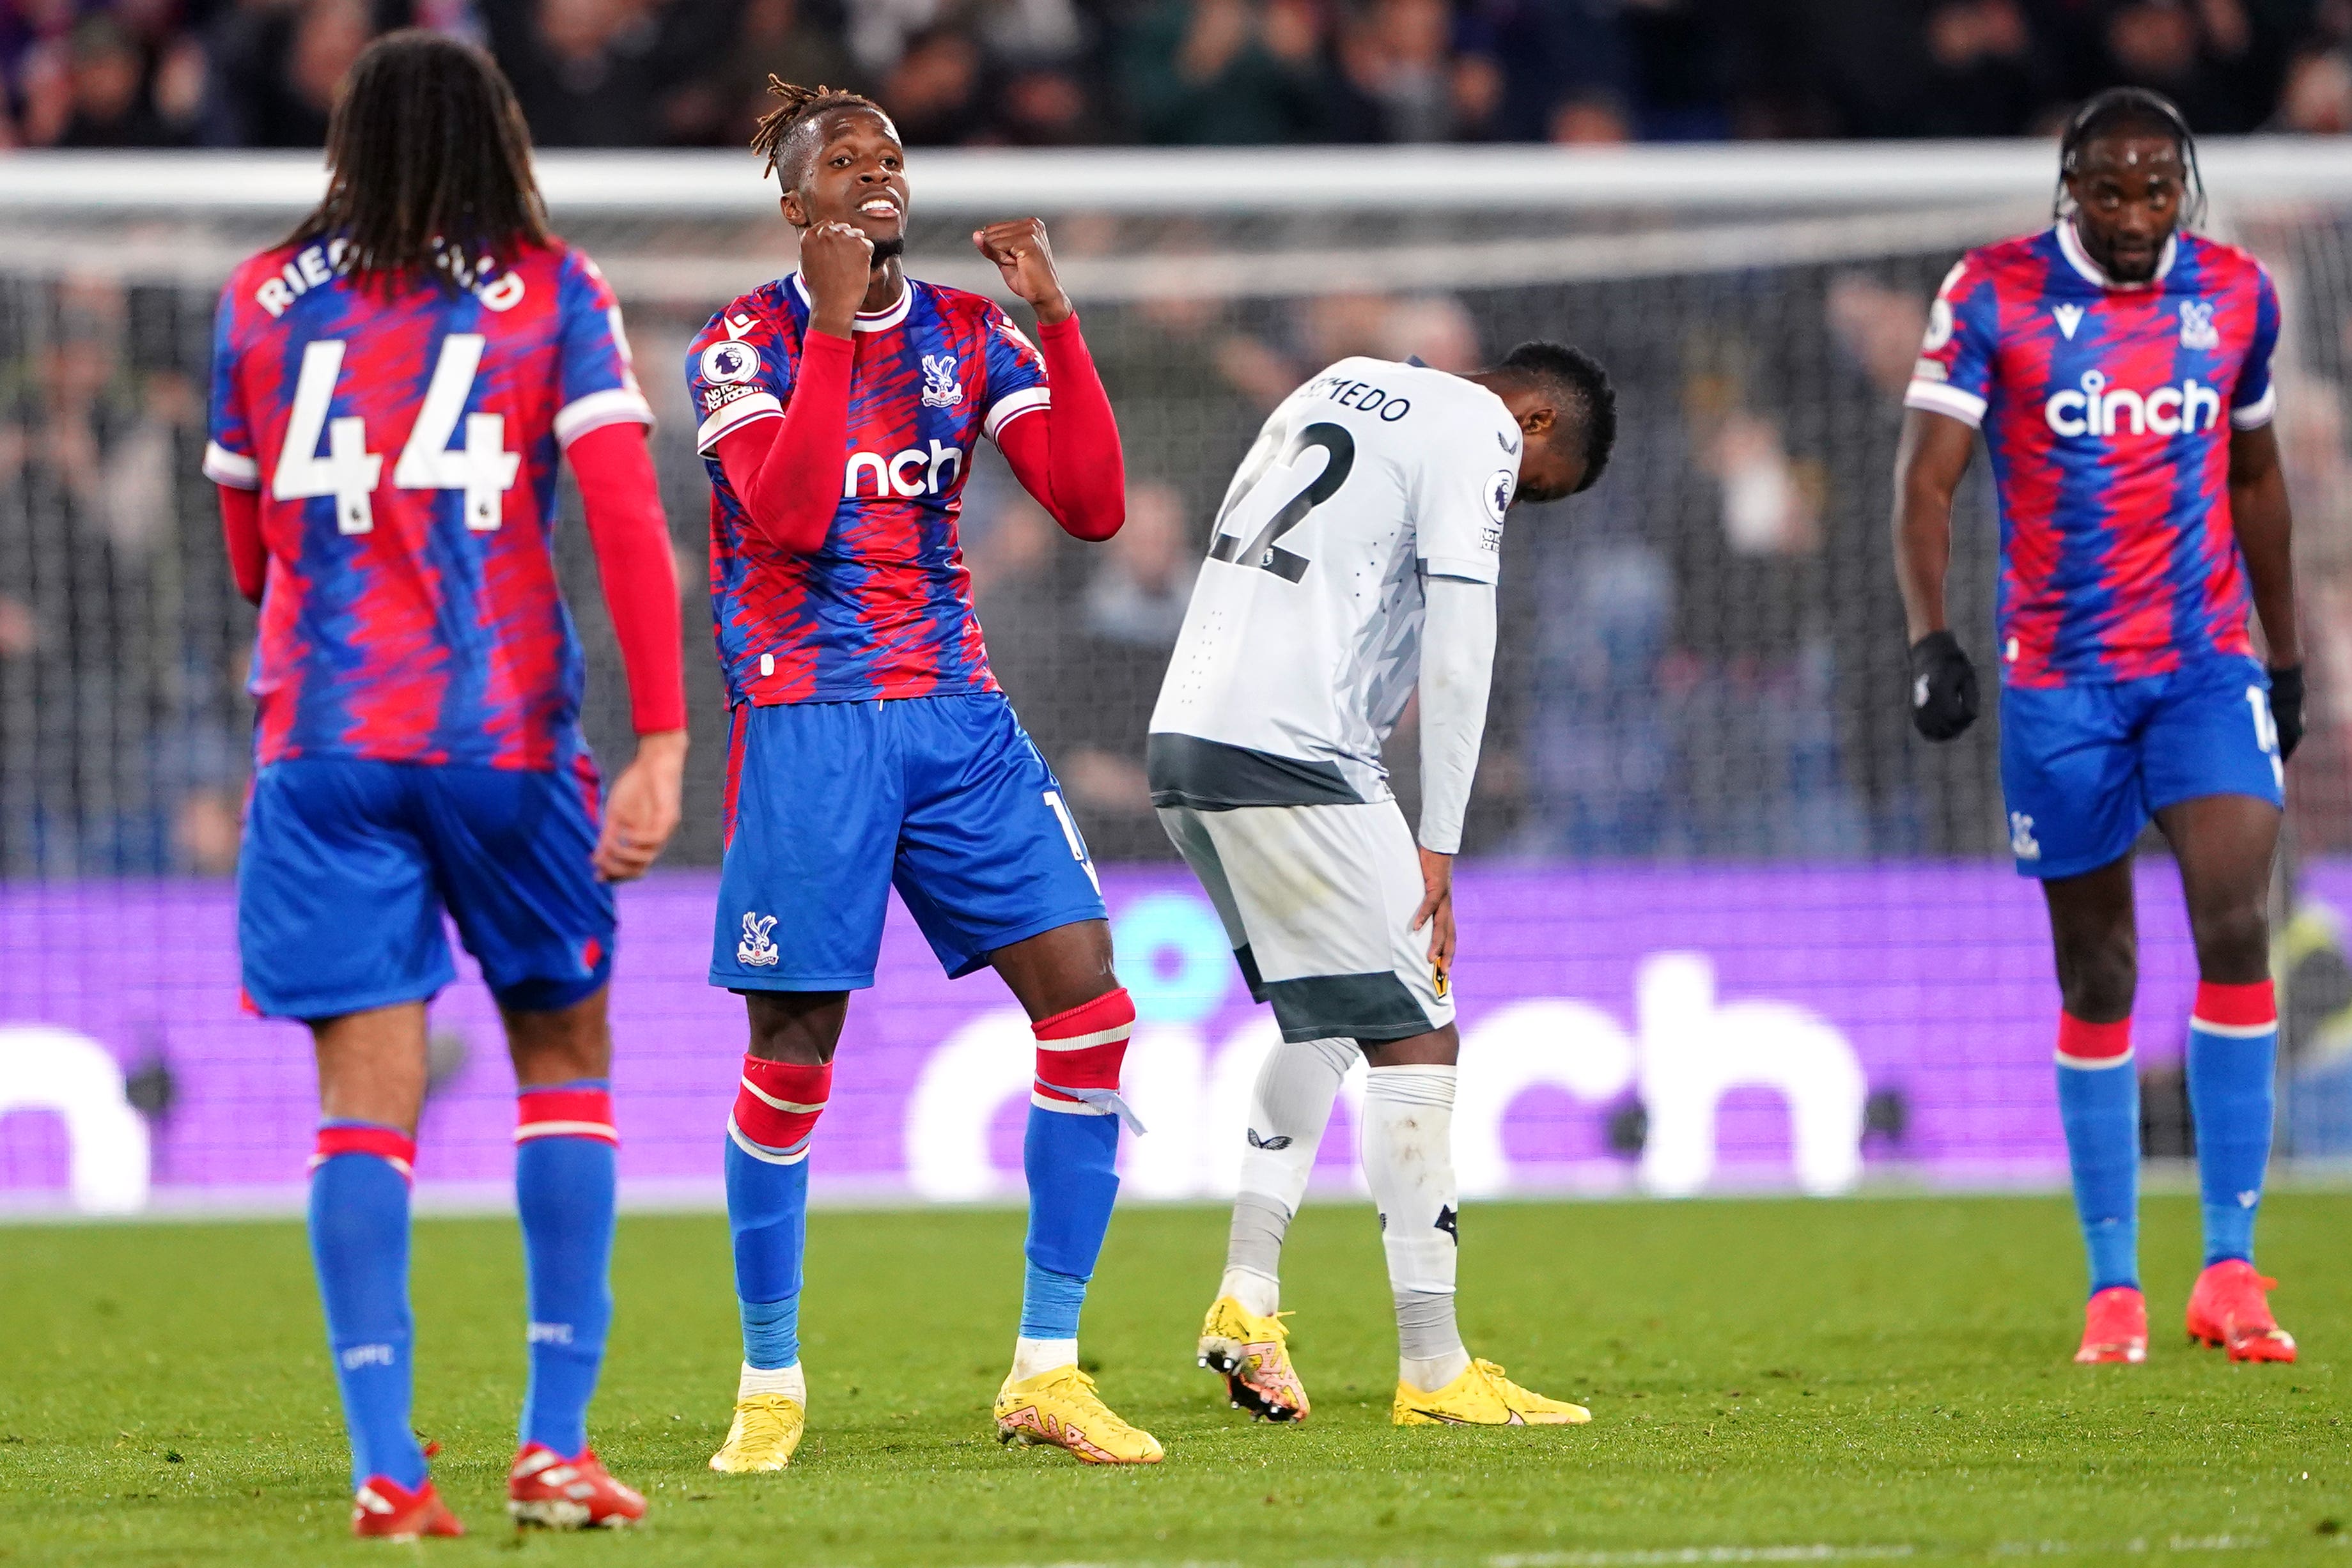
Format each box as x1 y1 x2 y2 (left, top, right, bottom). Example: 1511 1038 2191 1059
751 77 887 189
2055 86 2206 229
286 29 549 297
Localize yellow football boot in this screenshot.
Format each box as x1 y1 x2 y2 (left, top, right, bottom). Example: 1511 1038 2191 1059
708 1393 806 1472
1392 1358 1592 1427
993 1365 1164 1464
1197 1296 1309 1422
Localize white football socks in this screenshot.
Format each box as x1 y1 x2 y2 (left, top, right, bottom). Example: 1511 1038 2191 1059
738 1361 806 1404
1362 1063 1470 1392
1223 1037 1355 1315
1010 1337 1077 1382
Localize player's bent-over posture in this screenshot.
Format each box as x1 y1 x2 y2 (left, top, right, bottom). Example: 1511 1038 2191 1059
1897 88 2303 1367
689 81 1153 1470
1151 343 1615 1425
206 34 685 1539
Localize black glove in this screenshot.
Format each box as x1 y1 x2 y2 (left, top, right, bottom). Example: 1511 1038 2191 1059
1908 631 1979 741
2269 663 2305 763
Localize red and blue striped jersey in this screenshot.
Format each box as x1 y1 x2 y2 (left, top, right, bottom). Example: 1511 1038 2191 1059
206 238 653 768
687 273 1050 705
1905 222 2278 687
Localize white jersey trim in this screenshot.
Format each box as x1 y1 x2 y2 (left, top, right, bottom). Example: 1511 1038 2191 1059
203 440 260 488
554 387 655 449
789 270 914 332
1904 381 1987 428
2054 1046 2135 1070
984 385 1051 442
695 392 784 455
2230 385 2277 430
2057 218 2176 291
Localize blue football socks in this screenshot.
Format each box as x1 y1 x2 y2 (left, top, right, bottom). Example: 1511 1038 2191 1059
2054 1013 2140 1294
515 1081 618 1457
2186 980 2278 1267
1017 990 1138 1354
1020 1109 1120 1339
308 1122 426 1490
726 1056 829 1371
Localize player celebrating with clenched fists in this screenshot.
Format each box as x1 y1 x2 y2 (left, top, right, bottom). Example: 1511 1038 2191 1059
687 80 1153 1470
1897 88 2303 1367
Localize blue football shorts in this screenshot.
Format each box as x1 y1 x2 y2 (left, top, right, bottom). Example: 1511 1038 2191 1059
238 755 615 1020
711 692 1107 990
1999 655 2286 880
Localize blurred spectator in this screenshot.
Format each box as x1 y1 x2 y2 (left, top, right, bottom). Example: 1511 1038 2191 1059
1459 0 1631 143
208 0 375 149
1918 0 2052 137
1329 0 1462 143
664 0 861 148
56 16 168 146
478 0 744 147
1081 481 1192 646
878 24 981 144
994 62 1089 144
2273 38 2352 129
1119 0 1328 145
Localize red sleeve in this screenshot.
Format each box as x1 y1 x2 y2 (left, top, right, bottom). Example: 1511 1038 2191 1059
216 483 265 606
712 328 854 557
995 313 1126 543
568 422 688 735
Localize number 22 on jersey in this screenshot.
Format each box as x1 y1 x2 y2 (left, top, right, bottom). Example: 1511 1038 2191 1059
272 334 520 536
1209 421 1355 582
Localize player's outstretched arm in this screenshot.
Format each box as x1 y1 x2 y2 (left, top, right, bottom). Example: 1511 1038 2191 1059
568 421 690 881
976 219 1126 542
1411 575 1499 974
215 483 266 606
2229 421 2305 759
1892 407 1981 741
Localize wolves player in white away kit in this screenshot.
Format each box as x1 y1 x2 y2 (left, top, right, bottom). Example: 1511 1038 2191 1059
1150 342 1616 1425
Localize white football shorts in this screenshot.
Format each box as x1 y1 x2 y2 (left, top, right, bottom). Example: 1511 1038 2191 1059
1157 798 1452 1044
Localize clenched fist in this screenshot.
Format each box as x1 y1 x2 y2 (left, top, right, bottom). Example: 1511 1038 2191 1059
973 218 1071 325
802 220 876 338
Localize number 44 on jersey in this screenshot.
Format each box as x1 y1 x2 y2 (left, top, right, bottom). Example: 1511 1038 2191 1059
274 334 521 536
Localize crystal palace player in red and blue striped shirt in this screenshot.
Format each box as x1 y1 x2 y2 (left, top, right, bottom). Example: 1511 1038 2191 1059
1897 89 2303 1369
688 79 1162 1470
206 34 682 1537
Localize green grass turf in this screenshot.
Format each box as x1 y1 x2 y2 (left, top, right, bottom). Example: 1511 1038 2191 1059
3 1195 2349 1566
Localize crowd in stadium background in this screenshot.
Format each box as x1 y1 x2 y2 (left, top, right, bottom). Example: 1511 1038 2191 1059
13 2 2352 894
8 0 2352 151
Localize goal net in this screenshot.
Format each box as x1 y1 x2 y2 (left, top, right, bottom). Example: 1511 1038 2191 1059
4 142 2351 1213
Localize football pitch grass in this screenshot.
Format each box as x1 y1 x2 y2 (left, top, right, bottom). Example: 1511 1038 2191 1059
3 1194 2349 1567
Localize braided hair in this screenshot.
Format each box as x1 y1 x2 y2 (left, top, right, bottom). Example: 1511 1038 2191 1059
286 30 549 296
2055 86 2206 231
749 77 896 193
